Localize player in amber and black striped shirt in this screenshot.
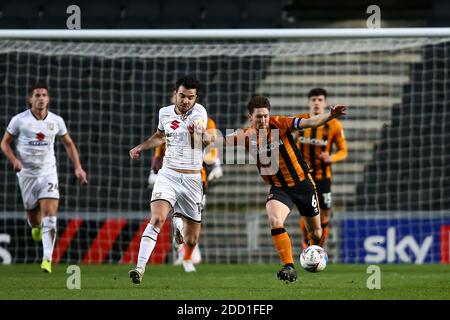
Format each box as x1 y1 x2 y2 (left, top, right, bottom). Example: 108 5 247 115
296 88 348 250
204 96 347 283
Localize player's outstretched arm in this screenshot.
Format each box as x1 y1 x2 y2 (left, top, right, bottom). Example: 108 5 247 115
60 134 88 185
202 128 244 148
299 104 347 129
129 129 165 160
320 127 348 164
1 131 22 172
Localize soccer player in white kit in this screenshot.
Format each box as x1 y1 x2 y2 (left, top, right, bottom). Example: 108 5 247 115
128 76 207 284
1 83 88 273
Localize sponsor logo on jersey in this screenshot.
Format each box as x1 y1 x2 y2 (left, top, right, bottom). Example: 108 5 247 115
250 139 284 154
299 136 327 146
166 132 190 138
28 132 49 146
28 141 49 146
170 120 181 130
36 132 46 141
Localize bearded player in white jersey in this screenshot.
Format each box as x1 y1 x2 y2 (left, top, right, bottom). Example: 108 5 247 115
128 76 207 284
1 83 88 273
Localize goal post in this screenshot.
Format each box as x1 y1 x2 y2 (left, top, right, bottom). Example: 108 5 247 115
0 28 449 265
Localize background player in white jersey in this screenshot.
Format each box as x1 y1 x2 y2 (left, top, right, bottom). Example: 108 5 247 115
128 76 208 284
1 83 88 273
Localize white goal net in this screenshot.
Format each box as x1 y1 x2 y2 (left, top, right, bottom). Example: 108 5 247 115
1 34 449 265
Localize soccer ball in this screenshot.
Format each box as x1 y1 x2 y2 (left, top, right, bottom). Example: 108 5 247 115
300 245 328 272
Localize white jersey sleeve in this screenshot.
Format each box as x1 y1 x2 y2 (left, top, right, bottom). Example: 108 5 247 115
157 108 164 131
6 115 19 136
56 116 68 136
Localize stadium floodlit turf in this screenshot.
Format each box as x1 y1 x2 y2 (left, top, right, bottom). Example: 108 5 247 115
0 264 449 300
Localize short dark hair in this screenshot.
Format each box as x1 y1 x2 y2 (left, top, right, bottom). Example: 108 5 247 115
247 95 271 114
175 76 200 94
308 88 327 99
29 82 49 96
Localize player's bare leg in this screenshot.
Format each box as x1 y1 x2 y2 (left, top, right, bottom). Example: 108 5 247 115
39 199 59 273
129 200 171 284
303 213 324 246
300 218 307 249
301 208 329 249
319 209 330 250
266 200 297 283
181 219 201 272
27 206 43 242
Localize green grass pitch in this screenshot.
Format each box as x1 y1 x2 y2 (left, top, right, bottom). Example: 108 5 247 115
0 264 449 300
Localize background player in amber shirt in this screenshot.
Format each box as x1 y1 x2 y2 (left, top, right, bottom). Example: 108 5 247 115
296 88 347 250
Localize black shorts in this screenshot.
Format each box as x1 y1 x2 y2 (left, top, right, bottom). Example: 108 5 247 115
266 179 320 217
314 178 332 210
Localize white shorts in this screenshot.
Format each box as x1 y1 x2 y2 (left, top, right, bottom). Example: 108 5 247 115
151 167 203 223
17 171 60 210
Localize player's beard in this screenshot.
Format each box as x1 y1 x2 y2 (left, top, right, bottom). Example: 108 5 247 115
176 100 196 115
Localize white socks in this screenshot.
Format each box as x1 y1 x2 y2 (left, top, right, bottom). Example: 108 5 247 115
136 224 160 271
172 216 184 238
42 216 57 261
